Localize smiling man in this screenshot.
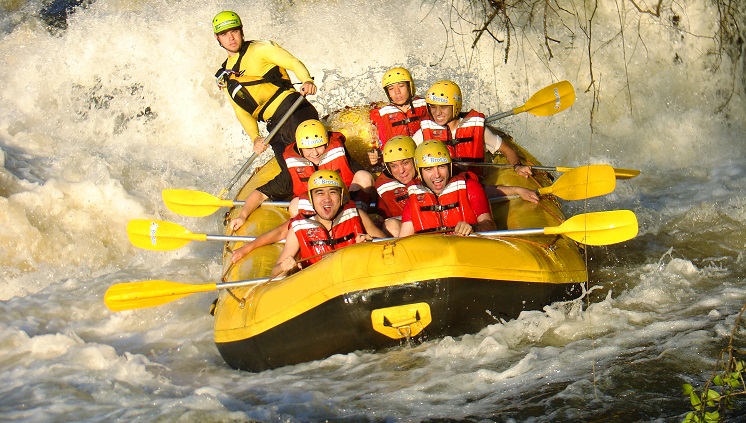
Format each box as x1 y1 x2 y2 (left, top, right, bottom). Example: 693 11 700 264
412 80 532 178
398 140 497 237
271 170 385 277
374 135 419 236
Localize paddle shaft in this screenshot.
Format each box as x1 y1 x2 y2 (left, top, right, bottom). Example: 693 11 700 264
162 161 612 218
456 162 567 172
206 234 261 243
216 278 271 290
219 94 307 198
232 200 292 208
371 210 637 246
455 161 639 179
485 110 515 122
144 213 534 248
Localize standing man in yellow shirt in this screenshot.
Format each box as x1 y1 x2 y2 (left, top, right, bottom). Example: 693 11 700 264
213 11 319 174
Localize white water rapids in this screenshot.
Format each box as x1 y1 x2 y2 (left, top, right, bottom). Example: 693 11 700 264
1 0 745 421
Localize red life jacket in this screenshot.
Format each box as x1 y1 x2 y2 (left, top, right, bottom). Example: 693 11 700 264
370 97 428 147
374 173 416 218
283 133 356 197
295 193 315 217
290 201 364 265
406 173 479 233
419 110 486 161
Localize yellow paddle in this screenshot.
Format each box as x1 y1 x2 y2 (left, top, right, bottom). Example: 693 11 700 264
475 209 638 246
458 161 640 180
162 163 616 218
485 80 575 123
162 189 290 217
535 164 615 200
104 278 270 312
126 219 275 251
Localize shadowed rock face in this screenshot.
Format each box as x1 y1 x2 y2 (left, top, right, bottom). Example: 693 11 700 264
40 0 93 33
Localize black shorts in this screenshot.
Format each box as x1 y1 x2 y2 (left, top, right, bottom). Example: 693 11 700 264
266 92 319 173
257 170 293 200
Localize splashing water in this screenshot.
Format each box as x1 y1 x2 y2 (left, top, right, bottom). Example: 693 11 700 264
1 0 745 421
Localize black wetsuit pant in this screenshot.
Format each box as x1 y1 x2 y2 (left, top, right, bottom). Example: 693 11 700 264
258 92 320 200
266 92 319 173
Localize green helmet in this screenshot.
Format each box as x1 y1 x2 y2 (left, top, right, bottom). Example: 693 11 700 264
213 11 242 34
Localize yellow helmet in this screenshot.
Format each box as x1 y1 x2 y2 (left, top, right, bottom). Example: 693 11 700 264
381 67 415 97
383 135 416 163
414 140 452 178
212 11 242 34
425 80 462 117
307 169 346 203
295 119 329 149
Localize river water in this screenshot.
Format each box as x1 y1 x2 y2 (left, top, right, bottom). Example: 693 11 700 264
1 0 745 421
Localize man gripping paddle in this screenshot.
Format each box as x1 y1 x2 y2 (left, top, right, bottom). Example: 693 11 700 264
213 10 318 173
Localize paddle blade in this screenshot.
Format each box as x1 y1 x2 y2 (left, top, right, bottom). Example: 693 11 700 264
126 219 206 251
105 280 218 311
611 168 641 179
515 80 575 117
163 189 233 217
539 164 616 200
548 210 638 246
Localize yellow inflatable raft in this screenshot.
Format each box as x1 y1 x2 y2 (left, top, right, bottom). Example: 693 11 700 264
214 106 587 372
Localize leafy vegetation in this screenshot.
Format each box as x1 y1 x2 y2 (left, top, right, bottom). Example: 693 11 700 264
682 304 746 422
